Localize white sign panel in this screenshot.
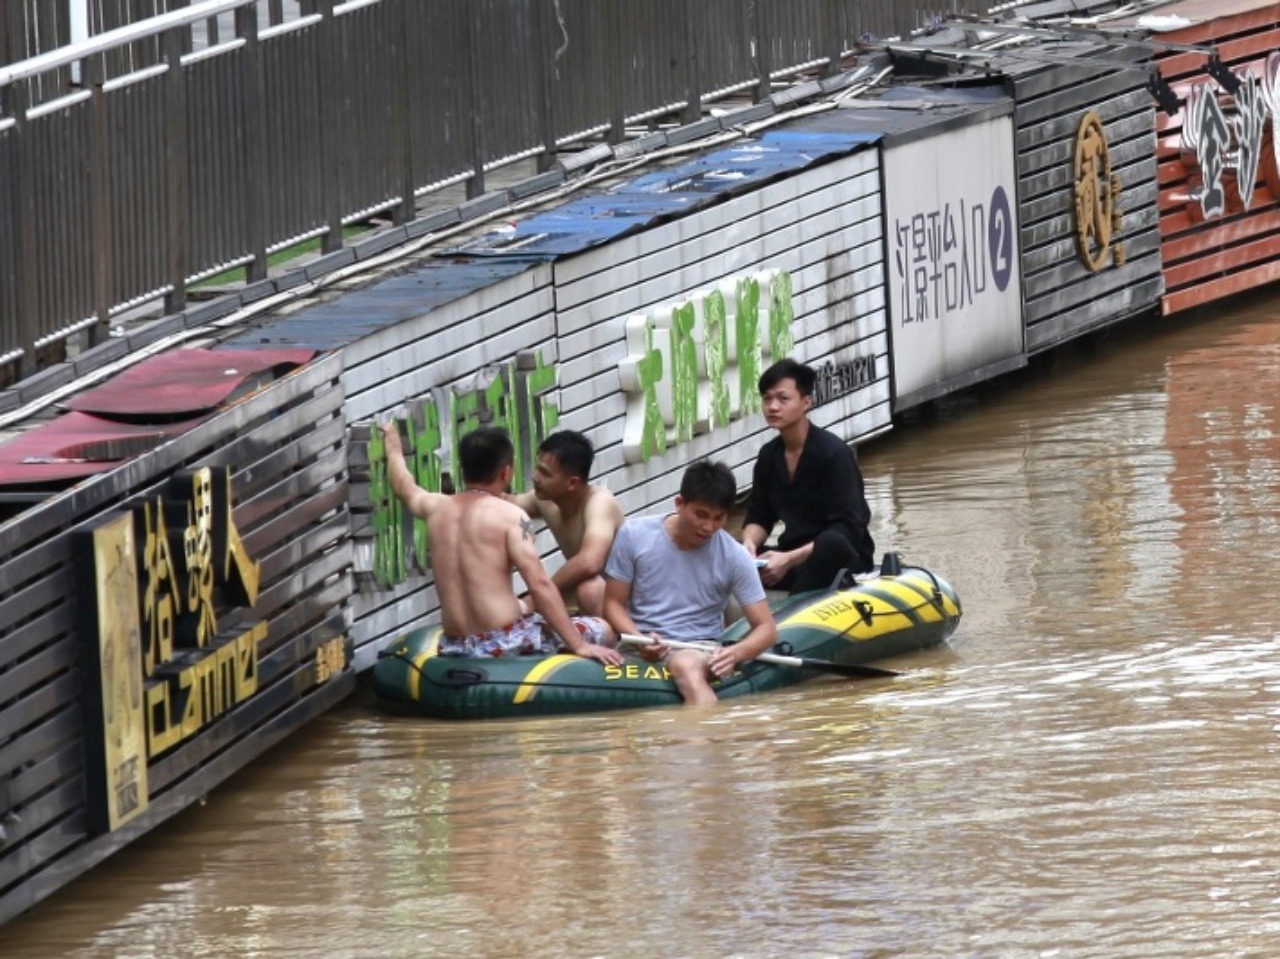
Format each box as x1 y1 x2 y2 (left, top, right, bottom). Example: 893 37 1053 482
884 116 1023 406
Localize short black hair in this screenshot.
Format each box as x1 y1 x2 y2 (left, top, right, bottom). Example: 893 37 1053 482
679 460 737 511
538 430 594 481
459 427 514 484
758 357 816 397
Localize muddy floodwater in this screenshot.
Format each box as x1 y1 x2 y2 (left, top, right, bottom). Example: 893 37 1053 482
7 294 1280 958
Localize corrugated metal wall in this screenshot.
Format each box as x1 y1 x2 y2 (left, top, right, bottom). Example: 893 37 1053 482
1006 43 1164 350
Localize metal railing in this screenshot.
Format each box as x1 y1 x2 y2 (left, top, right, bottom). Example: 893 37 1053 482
0 0 986 387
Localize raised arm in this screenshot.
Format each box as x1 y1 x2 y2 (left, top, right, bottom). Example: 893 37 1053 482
380 422 444 519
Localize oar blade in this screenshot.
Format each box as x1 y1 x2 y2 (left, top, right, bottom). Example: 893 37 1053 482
797 658 898 679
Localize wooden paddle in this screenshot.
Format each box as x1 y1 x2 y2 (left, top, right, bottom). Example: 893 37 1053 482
619 634 898 679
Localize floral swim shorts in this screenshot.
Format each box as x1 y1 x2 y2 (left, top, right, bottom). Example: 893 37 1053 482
440 613 610 658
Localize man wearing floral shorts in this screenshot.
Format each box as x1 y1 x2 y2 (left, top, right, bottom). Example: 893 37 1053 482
440 613 611 658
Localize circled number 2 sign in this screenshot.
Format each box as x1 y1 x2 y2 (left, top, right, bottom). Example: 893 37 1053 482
987 185 1014 292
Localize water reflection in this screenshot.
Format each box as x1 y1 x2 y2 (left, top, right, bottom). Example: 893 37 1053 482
8 299 1280 957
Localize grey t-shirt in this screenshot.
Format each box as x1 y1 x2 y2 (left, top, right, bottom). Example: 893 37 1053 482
604 514 766 641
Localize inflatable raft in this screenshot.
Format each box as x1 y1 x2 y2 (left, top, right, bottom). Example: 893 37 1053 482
373 557 961 720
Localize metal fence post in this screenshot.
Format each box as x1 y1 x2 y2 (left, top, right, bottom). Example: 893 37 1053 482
163 26 189 313
755 0 772 103
464 0 485 199
608 2 625 142
683 0 700 124
3 81 38 378
236 2 268 283
317 0 342 252
393 0 415 223
88 56 113 348
534 0 558 170
824 0 842 77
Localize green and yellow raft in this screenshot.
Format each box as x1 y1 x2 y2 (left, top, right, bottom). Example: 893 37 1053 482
372 561 961 719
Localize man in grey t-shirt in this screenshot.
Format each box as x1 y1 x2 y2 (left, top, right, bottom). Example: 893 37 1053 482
603 461 778 706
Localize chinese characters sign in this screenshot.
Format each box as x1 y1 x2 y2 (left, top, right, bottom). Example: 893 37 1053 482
364 349 560 587
884 116 1023 406
1180 53 1278 220
76 467 325 834
618 268 800 464
1074 111 1125 272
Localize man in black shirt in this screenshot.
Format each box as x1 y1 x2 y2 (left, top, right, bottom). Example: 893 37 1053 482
741 358 875 593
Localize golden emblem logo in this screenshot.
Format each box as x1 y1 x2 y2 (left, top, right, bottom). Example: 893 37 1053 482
1073 111 1124 271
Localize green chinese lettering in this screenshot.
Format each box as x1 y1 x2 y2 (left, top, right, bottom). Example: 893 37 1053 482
670 301 698 443
515 350 561 488
701 288 731 430
620 314 666 463
768 270 795 361
409 396 443 571
736 276 763 418
368 423 406 587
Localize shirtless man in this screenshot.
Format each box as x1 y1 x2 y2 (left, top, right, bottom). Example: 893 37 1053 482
507 431 623 616
380 422 623 665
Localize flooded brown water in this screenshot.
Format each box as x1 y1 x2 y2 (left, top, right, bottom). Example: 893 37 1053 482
8 294 1280 958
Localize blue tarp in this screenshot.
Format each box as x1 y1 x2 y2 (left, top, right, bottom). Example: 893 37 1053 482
451 129 879 259
219 258 537 351
224 126 884 349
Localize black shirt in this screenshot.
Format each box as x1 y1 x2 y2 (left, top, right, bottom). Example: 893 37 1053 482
744 424 874 563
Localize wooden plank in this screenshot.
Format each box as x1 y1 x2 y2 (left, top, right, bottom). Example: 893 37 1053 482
1027 275 1165 352
1024 232 1163 300
242 481 350 563
0 574 73 655
1163 256 1280 313
1013 73 1150 127
343 314 558 424
1159 23 1280 78
1018 133 1157 203
0 604 73 673
1164 230 1280 288
555 235 885 368
555 199 884 344
0 534 70 588
228 416 346 505
232 445 348 529
253 508 350 585
0 636 76 706
1155 6 1280 51
0 798 86 895
0 673 78 746
1160 206 1280 260
1017 110 1154 178
0 697 80 778
1021 206 1161 273
270 575 351 657
249 539 351 631
4 738 82 812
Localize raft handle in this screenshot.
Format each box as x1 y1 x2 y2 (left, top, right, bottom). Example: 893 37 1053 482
439 668 488 687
